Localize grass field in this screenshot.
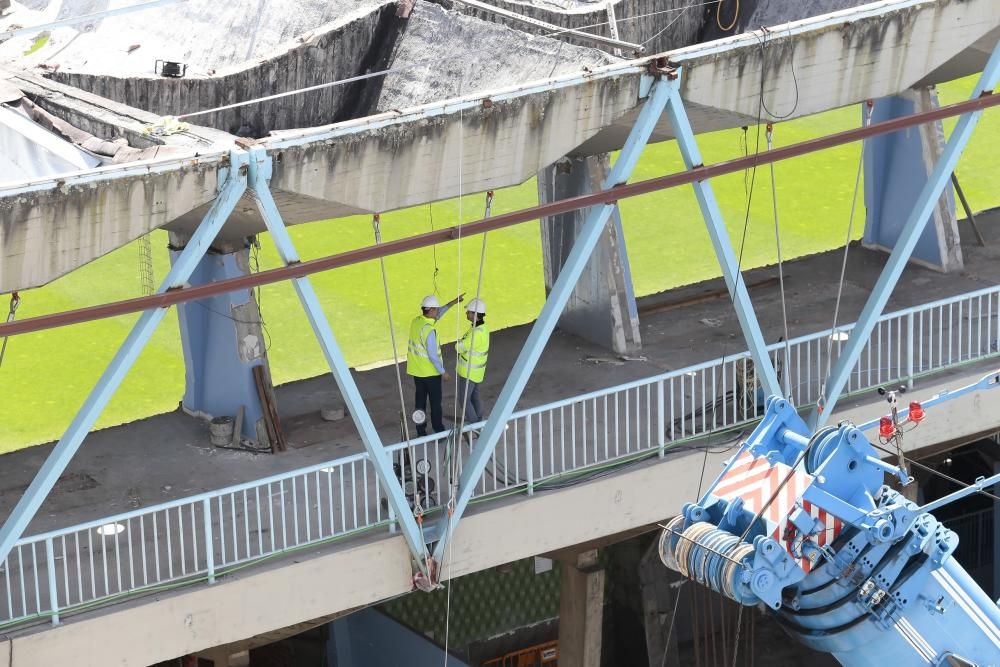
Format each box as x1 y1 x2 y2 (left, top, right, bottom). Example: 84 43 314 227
2 76 997 451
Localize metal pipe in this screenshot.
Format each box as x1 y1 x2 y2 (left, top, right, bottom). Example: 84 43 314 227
951 173 986 247
3 92 1000 339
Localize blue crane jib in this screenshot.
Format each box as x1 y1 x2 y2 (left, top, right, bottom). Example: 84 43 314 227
659 371 1000 666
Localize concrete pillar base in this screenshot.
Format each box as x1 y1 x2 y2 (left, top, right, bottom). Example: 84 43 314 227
539 155 641 356
863 87 962 273
639 539 681 667
169 235 276 446
557 549 605 667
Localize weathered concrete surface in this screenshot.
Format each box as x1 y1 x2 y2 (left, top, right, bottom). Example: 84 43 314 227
450 0 704 56
2 0 999 294
48 3 402 136
0 68 233 293
578 0 1000 153
701 0 873 42
0 0 391 75
375 1 619 112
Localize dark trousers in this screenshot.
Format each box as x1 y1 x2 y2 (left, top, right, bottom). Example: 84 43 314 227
413 375 445 436
457 376 483 423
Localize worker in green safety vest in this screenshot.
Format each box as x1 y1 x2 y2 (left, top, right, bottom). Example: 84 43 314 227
456 298 490 425
407 293 464 436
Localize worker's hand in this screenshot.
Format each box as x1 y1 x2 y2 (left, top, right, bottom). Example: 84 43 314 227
454 292 466 304
442 371 452 382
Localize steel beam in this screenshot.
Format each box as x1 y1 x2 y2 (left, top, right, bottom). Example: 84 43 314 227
8 92 1000 340
810 41 1000 428
664 86 782 398
245 148 429 570
431 74 674 566
0 151 250 566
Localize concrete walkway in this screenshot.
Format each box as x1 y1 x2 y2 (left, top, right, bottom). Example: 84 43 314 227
2 212 999 538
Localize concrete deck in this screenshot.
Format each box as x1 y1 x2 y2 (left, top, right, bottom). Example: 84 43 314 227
3 209 1000 537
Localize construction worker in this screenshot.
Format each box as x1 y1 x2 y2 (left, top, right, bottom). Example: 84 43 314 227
407 293 464 436
456 298 489 426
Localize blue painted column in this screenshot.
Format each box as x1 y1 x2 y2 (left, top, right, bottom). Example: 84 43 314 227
169 237 272 444
864 88 962 272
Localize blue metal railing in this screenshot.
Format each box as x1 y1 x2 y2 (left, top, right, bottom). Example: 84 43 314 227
2 284 999 627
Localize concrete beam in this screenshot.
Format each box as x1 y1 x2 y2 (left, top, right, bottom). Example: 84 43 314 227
3 0 999 294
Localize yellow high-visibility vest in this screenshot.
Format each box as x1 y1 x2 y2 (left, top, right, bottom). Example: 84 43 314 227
456 324 490 383
406 315 440 377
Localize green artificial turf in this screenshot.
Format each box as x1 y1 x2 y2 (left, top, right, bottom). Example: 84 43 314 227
2 76 996 451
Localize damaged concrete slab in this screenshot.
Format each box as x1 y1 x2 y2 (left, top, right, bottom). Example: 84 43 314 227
1 0 999 296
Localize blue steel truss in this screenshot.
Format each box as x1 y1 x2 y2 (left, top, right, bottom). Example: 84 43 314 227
3 42 997 582
430 69 782 566
810 41 1000 428
0 151 251 571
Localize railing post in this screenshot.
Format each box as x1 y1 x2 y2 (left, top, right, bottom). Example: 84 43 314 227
203 499 215 584
906 311 915 390
526 421 534 496
44 538 59 625
388 494 397 535
657 380 666 458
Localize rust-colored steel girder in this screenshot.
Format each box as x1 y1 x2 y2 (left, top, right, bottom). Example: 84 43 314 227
2 90 997 338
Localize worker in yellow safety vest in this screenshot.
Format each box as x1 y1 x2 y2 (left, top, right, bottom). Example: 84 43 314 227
456 298 490 425
407 293 464 436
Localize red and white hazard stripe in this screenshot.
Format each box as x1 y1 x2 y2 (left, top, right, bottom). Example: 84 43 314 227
712 452 842 573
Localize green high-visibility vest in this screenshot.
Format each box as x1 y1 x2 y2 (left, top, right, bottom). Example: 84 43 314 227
406 315 440 377
456 324 490 383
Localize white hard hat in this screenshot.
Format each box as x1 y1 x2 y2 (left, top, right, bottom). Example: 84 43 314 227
466 298 486 314
421 295 440 309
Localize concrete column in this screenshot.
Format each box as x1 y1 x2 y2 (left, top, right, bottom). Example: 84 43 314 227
558 549 605 667
169 235 275 446
863 87 962 272
539 155 642 356
993 459 1000 600
196 647 249 666
639 540 680 667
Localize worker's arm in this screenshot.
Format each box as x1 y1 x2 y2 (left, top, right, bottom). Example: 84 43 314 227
425 329 446 376
436 293 466 320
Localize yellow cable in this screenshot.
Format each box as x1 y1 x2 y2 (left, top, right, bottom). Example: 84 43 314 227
716 0 739 31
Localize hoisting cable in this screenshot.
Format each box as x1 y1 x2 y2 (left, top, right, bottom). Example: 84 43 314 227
766 124 792 398
371 214 432 575
0 292 20 369
731 604 744 667
870 441 1000 503
818 100 874 414
427 204 441 297
442 96 469 666
455 191 493 444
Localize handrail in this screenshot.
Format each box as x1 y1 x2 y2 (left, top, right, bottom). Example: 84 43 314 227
3 282 999 628
19 282 1000 544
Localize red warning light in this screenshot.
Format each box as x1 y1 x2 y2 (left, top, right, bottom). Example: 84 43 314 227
908 401 925 423
879 416 896 439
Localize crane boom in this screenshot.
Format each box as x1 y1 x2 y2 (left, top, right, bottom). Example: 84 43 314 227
660 370 1000 665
